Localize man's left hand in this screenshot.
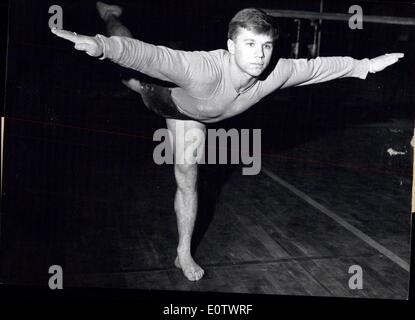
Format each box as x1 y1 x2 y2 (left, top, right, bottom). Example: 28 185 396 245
369 53 404 73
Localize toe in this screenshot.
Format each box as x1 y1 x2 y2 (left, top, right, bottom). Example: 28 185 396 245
185 271 196 281
196 270 204 281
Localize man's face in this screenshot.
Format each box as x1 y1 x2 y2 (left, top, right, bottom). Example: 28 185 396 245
227 27 274 78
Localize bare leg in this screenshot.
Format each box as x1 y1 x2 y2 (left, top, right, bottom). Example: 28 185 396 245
166 119 206 281
121 78 143 93
96 2 183 94
96 2 132 38
104 14 132 37
96 1 144 94
97 3 205 282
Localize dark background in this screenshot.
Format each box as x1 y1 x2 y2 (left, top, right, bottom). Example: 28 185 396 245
0 0 414 306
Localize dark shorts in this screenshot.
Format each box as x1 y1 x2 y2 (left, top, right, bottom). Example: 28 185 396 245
138 82 195 121
119 69 195 121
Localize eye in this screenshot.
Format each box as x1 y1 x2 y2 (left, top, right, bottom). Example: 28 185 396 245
246 42 255 47
264 44 273 50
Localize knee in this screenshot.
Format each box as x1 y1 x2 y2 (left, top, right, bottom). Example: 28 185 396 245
175 163 197 179
174 163 198 192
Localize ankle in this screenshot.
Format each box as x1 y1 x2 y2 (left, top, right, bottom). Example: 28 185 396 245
177 247 191 256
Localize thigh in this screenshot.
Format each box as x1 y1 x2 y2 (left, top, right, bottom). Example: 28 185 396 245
166 119 206 165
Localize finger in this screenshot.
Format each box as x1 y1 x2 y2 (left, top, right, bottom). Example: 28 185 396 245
51 28 81 43
387 58 398 66
389 56 402 64
74 43 89 51
381 57 401 67
385 53 404 59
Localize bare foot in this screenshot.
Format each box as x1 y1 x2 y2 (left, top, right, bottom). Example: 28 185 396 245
96 1 123 21
174 254 204 281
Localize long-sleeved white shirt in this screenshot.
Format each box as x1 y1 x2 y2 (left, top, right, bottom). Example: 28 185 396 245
97 35 370 122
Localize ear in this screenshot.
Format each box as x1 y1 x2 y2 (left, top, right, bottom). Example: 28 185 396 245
227 38 235 55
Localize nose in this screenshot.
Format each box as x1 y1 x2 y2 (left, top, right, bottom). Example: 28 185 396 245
254 45 265 58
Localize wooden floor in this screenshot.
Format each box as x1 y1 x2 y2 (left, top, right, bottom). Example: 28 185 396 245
1 114 411 300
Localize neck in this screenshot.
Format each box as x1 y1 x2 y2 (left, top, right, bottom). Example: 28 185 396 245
228 55 256 93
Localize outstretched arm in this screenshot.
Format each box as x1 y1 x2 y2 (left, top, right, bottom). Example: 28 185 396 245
51 28 216 91
273 53 404 90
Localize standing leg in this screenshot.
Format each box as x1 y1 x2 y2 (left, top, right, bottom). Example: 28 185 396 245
166 118 206 281
96 4 206 281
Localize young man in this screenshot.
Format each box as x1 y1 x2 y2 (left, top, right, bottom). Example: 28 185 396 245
51 2 403 281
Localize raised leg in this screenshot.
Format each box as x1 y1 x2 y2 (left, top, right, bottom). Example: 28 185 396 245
96 1 147 97
166 118 206 281
96 1 132 37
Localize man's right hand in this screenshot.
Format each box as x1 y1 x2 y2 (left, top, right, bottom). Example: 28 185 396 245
51 28 103 58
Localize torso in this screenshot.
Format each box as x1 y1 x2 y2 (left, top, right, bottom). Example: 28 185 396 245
170 50 264 123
